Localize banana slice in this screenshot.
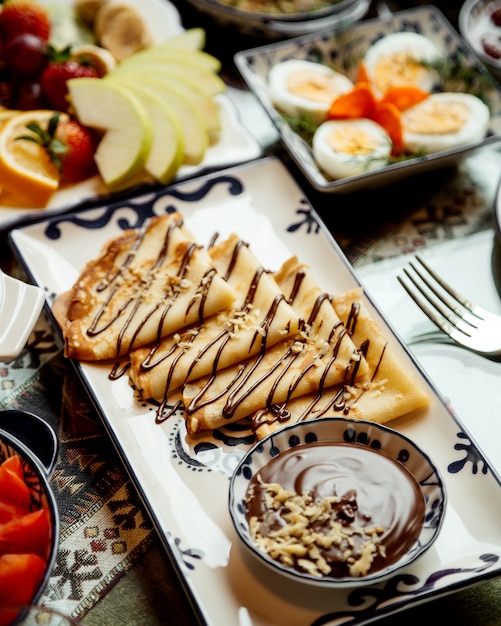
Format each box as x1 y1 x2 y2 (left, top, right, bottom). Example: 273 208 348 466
71 44 116 75
94 2 153 61
74 0 110 25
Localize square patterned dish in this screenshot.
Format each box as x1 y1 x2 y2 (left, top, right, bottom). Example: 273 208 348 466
235 5 501 194
9 157 501 625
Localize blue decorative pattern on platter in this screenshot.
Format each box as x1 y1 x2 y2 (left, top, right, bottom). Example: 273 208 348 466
235 6 501 193
9 157 501 626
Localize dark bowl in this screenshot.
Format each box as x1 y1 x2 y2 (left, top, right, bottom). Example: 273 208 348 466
0 410 59 623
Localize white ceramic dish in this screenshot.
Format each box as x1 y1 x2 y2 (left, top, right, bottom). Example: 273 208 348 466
0 270 44 361
235 5 501 194
230 417 446 588
0 0 261 230
459 0 501 81
9 157 501 625
185 0 370 38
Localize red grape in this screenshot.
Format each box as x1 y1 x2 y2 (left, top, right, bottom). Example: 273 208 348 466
13 80 48 110
491 8 501 27
3 33 47 79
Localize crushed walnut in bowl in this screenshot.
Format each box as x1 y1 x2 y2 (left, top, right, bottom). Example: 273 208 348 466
229 417 446 587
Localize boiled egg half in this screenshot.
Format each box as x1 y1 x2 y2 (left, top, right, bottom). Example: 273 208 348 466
363 32 440 98
401 92 490 153
312 118 392 179
268 59 354 124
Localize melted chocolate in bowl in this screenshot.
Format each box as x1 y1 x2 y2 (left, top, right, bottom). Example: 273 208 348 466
245 441 426 579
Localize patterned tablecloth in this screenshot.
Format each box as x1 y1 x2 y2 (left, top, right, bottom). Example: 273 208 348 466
1 0 501 623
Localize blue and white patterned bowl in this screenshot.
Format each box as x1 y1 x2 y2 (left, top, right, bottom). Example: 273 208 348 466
229 417 447 588
235 5 501 193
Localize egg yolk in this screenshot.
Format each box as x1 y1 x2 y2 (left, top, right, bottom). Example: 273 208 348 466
374 51 429 95
404 100 470 135
328 126 379 155
286 70 342 105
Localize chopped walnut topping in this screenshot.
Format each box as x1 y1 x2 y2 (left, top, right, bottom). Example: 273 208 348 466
291 340 305 354
247 480 386 578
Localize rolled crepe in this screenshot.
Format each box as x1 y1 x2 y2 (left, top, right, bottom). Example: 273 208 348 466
52 213 236 361
128 233 301 399
182 257 368 434
252 287 431 440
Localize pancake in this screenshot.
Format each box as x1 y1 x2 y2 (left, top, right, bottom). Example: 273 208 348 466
128 233 301 400
53 213 236 361
252 287 431 439
182 257 368 434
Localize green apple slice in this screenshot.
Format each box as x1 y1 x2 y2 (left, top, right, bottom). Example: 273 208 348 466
113 68 221 140
112 59 226 97
163 28 206 50
107 74 209 165
116 83 184 184
67 77 152 189
118 46 221 73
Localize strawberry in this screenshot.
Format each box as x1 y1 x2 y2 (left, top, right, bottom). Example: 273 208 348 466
17 111 98 183
55 115 99 183
0 0 51 44
40 47 99 112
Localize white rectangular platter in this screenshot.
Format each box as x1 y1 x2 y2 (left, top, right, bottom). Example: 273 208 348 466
9 157 501 626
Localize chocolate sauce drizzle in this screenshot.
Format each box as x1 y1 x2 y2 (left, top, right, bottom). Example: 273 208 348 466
153 239 292 423
183 269 364 425
93 216 223 370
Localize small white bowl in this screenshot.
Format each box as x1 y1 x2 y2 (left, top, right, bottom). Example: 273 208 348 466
459 0 501 81
0 270 44 361
229 417 446 588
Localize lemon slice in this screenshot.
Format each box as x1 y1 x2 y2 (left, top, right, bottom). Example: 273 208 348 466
0 110 63 207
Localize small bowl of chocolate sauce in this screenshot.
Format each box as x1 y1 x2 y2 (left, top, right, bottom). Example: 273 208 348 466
229 417 446 587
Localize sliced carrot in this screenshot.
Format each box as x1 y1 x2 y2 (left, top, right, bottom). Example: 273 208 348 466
0 499 30 525
1 456 24 481
381 85 430 111
327 82 376 120
0 553 46 625
0 466 31 509
373 101 403 154
0 509 51 558
356 61 370 84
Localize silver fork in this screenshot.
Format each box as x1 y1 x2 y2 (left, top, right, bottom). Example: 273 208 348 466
398 255 501 360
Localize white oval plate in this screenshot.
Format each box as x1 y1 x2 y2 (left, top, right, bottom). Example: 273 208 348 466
0 0 261 230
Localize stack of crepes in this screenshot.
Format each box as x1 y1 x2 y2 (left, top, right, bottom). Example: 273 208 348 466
52 212 430 441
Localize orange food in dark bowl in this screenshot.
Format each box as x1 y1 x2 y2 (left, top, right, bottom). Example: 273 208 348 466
0 410 59 625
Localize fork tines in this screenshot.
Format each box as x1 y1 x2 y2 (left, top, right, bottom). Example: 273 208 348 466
399 256 482 338
398 256 501 357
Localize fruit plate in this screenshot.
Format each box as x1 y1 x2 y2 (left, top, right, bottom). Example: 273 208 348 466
0 0 261 230
9 157 501 625
234 5 501 194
